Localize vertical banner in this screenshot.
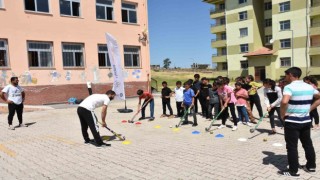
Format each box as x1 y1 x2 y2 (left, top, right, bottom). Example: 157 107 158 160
105 33 126 100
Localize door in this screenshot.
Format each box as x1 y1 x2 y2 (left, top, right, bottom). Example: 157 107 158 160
255 66 266 82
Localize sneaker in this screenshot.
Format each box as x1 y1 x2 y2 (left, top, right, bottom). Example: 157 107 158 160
8 125 15 130
192 123 198 127
247 122 252 127
84 139 94 144
299 165 316 174
138 117 146 120
242 122 247 125
149 117 155 121
96 142 111 149
160 114 167 118
232 126 238 131
168 115 175 119
277 170 300 178
182 121 188 125
19 123 28 127
218 125 225 129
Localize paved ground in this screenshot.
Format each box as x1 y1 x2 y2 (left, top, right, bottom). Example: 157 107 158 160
0 91 320 180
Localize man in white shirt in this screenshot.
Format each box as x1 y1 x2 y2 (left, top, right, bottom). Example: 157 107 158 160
77 90 116 148
0 77 26 130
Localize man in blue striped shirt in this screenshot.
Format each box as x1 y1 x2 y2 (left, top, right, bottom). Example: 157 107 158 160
279 67 318 177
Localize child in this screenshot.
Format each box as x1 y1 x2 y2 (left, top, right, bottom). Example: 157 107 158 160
173 81 184 117
208 81 220 120
303 76 320 130
234 82 251 129
246 75 264 118
161 81 174 118
236 77 256 123
182 81 197 126
137 89 155 121
199 77 212 119
263 79 283 134
222 77 238 124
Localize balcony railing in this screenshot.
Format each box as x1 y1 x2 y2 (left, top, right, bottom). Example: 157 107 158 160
311 43 320 47
211 22 226 27
210 8 225 15
211 37 227 42
311 1 320 7
311 22 320 27
212 53 227 57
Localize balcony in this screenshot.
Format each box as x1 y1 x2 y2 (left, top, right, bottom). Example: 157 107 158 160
212 53 227 63
210 8 225 19
211 38 226 48
211 23 226 34
310 22 320 36
203 0 225 4
310 43 320 55
311 1 320 16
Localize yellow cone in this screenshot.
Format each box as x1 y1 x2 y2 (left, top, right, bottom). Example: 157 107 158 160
172 128 180 132
122 140 131 145
154 125 161 129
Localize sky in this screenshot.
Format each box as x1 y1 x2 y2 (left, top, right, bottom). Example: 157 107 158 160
148 0 214 69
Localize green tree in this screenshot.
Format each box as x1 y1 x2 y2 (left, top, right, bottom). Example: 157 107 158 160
163 58 171 69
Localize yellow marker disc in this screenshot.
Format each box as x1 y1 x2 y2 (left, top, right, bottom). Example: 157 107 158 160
154 125 161 129
172 128 180 132
122 140 131 145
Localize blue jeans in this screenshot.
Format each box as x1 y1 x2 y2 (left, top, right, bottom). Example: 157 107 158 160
141 99 154 118
237 106 249 123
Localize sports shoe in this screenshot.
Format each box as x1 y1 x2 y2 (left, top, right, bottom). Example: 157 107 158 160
242 122 247 125
299 165 316 174
182 121 188 125
277 170 300 178
160 114 167 118
247 122 252 127
138 117 145 120
192 123 198 127
168 115 175 119
218 125 225 129
96 142 111 149
149 117 155 121
19 123 28 127
8 125 15 130
232 126 238 131
84 139 94 144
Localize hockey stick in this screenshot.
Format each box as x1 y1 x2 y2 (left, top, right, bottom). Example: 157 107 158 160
250 113 269 133
98 121 126 141
205 107 225 132
175 107 190 128
128 99 151 123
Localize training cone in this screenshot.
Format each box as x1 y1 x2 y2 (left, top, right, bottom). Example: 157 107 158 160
215 134 224 138
122 140 131 145
172 128 180 132
192 131 200 135
154 125 161 129
121 120 127 123
135 122 142 125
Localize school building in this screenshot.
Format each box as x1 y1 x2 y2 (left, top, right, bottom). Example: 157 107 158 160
203 0 320 81
0 0 150 105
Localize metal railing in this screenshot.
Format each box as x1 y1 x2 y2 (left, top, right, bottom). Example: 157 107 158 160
211 22 226 27
210 8 225 15
311 1 320 7
211 37 227 42
212 53 227 57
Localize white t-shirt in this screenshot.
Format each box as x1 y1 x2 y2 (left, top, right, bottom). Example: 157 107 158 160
1 84 24 105
174 87 185 102
79 94 111 111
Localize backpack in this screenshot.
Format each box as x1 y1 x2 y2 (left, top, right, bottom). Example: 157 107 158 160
67 97 77 104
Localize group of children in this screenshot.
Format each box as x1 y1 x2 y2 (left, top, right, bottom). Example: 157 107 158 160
135 74 320 132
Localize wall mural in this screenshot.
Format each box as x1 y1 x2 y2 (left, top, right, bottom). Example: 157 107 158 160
65 71 71 81
92 66 100 83
20 71 37 85
80 71 87 82
122 70 129 79
0 70 8 86
108 71 113 79
49 71 61 82
132 69 142 79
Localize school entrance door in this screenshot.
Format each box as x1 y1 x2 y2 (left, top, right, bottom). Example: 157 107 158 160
255 66 266 82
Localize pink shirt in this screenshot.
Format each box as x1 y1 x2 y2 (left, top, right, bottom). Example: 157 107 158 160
217 85 237 104
234 88 248 106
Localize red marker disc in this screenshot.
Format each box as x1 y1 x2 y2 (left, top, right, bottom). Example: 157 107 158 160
135 122 142 125
122 120 127 123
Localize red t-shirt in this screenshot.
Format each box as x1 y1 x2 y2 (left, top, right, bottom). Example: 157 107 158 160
139 92 153 100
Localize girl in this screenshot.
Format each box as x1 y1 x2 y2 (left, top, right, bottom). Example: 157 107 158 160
246 75 264 118
234 82 251 128
303 76 320 130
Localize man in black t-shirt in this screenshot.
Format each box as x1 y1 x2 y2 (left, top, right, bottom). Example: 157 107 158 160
192 74 201 113
161 81 174 118
199 77 212 119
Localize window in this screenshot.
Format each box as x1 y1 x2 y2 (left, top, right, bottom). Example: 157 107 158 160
239 0 247 4
279 1 290 12
220 18 226 25
239 28 248 37
25 0 49 13
240 44 249 53
221 32 226 40
265 18 272 27
280 39 291 48
265 35 272 44
62 43 84 67
122 3 137 23
96 0 113 20
98 45 111 67
280 57 291 67
222 62 228 70
221 47 227 55
264 2 272 10
0 40 8 67
219 3 225 10
239 11 247 21
60 0 80 17
240 61 248 69
28 42 53 67
280 20 291 30
124 46 140 67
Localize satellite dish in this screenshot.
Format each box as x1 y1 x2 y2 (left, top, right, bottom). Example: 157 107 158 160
269 39 274 44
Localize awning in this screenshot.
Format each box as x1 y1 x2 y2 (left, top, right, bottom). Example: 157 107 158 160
243 47 274 57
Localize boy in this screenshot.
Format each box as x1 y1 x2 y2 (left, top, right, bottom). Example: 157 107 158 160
234 82 251 130
182 81 197 126
161 81 174 118
199 77 212 119
173 81 184 117
137 89 155 121
208 81 220 120
192 74 201 114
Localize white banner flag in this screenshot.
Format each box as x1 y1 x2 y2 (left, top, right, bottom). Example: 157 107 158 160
106 33 126 100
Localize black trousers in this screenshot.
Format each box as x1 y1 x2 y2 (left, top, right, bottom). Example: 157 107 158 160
184 104 197 124
284 122 316 173
268 107 282 128
200 97 209 118
77 107 103 145
249 93 263 117
176 102 183 117
310 109 319 125
220 104 237 126
8 103 24 125
194 96 199 113
162 100 173 115
208 103 220 119
228 103 238 124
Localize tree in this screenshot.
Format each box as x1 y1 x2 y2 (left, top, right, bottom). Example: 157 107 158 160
163 58 171 69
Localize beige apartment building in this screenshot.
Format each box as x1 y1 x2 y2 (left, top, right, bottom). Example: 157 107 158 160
0 0 150 104
203 0 320 81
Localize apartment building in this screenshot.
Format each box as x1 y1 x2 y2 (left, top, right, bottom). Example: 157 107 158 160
0 0 150 105
203 0 320 81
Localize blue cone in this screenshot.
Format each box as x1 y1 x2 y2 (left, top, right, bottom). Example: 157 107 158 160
192 131 200 135
215 134 224 138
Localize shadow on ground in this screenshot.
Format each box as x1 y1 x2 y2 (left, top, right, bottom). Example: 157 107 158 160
262 151 287 170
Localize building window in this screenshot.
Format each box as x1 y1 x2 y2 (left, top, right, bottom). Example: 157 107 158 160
239 0 247 4
28 42 53 67
279 1 290 12
0 40 8 67
264 2 272 10
221 32 226 40
25 0 49 13
239 28 248 37
60 0 80 17
240 61 248 69
280 20 290 30
222 62 228 70
219 3 225 10
122 3 137 24
265 18 272 27
239 11 247 21
62 43 84 67
124 46 140 67
240 44 249 53
280 57 291 67
96 0 113 20
220 18 226 25
280 39 291 48
221 47 227 55
98 45 111 67
265 35 272 44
